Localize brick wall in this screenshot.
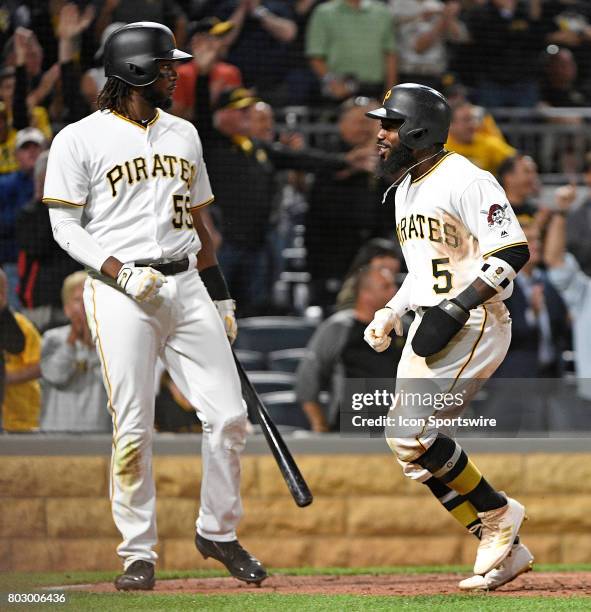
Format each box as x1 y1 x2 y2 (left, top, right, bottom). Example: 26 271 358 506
1 453 591 571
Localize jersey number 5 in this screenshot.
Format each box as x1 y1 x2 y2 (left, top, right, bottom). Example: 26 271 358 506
432 257 453 294
172 194 194 229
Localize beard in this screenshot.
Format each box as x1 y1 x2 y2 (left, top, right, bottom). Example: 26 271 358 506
377 142 415 179
141 84 172 110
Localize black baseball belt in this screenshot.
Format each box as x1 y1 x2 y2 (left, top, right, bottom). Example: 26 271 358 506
138 257 191 276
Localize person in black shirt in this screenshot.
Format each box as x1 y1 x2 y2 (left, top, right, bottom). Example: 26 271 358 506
295 265 404 431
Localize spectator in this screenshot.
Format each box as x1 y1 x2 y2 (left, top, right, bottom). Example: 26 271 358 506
445 82 509 143
544 183 591 401
215 0 297 105
565 152 591 275
16 151 82 332
295 266 402 431
0 126 45 309
284 0 326 105
94 0 188 49
53 2 98 124
306 0 397 101
497 154 540 225
540 46 589 108
467 0 546 107
172 17 242 122
5 27 58 119
39 272 111 433
0 267 25 410
336 237 403 310
304 97 393 309
197 82 357 314
389 0 468 91
495 221 569 379
445 100 516 175
1 305 41 432
542 0 591 95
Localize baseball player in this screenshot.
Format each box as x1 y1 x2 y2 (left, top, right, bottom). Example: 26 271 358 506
363 84 533 590
43 22 266 590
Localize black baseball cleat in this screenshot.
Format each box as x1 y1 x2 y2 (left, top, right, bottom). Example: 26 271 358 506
114 560 156 591
195 533 268 585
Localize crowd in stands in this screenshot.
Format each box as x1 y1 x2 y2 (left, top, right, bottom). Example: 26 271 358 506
1 0 591 434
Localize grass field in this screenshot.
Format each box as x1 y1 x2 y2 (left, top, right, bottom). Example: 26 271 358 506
1 565 590 611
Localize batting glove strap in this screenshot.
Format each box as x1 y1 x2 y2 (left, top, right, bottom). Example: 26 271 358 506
215 298 238 344
116 265 166 302
411 299 469 358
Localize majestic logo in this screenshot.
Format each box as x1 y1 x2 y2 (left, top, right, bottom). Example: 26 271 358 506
481 203 511 229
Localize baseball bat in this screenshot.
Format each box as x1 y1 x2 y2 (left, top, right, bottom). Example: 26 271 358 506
232 351 313 508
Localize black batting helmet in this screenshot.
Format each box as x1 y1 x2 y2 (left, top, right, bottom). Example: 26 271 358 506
366 83 451 149
104 22 192 87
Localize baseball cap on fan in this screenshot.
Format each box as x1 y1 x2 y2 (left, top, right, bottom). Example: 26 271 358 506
213 87 261 112
188 17 235 39
15 127 45 149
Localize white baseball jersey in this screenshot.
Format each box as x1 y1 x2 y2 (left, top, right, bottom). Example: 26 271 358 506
43 109 213 264
392 151 527 310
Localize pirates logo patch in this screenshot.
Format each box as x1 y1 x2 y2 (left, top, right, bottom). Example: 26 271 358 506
481 203 511 230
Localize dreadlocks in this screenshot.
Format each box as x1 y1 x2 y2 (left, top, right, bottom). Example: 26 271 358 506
97 77 133 115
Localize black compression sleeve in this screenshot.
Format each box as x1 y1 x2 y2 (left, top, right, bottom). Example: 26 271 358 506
200 265 231 300
492 243 530 273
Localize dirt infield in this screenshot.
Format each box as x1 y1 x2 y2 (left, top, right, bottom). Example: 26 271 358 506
78 572 591 597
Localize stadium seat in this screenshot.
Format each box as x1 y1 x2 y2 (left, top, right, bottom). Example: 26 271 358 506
259 391 310 430
234 349 267 371
246 371 296 395
268 348 308 373
234 316 317 353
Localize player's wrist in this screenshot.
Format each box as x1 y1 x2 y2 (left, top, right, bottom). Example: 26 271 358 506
200 264 231 301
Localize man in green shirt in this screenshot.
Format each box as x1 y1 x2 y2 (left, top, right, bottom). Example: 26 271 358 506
306 0 397 100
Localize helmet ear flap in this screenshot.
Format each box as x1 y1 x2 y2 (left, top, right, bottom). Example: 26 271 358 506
403 127 428 148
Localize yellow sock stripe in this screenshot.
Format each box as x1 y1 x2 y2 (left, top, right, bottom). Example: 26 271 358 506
91 280 118 499
446 458 483 495
450 500 479 529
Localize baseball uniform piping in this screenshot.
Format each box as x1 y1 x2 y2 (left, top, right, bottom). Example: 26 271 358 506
449 304 488 391
42 197 85 207
188 196 215 211
482 242 529 259
411 151 454 185
91 279 118 499
110 109 160 130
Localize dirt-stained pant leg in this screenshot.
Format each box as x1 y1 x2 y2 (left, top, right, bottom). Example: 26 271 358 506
385 303 512 481
161 269 247 542
85 277 162 568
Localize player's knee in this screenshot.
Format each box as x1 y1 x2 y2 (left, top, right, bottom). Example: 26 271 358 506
220 413 248 452
385 434 425 464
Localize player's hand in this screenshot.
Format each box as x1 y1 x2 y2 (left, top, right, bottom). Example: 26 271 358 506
364 307 402 352
116 266 167 302
411 299 469 358
215 299 238 344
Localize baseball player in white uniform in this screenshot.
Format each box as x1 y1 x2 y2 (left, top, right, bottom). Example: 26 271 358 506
364 84 533 590
43 22 266 590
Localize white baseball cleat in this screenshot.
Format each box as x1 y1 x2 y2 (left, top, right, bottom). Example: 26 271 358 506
473 495 526 575
459 543 534 591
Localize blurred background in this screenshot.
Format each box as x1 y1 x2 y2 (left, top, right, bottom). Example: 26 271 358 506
1 0 591 574
2 0 591 435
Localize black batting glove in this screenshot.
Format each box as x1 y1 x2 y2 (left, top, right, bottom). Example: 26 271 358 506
411 299 470 357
